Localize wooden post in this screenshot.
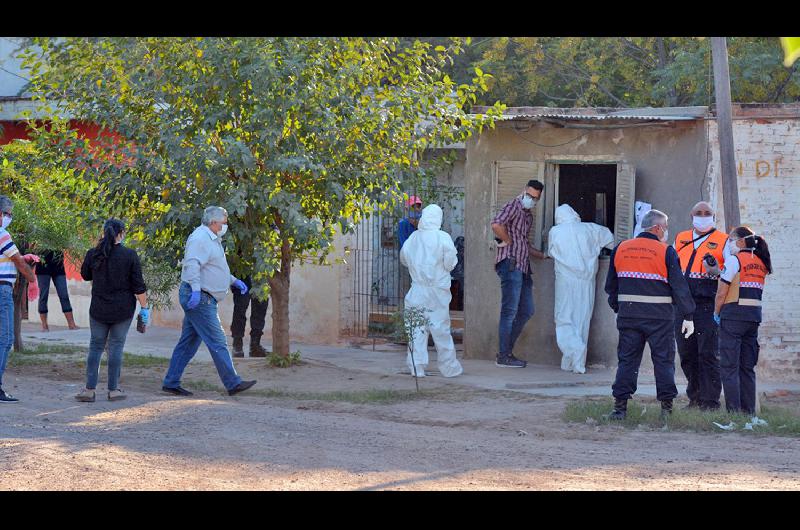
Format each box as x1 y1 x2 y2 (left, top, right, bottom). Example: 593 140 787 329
711 37 741 230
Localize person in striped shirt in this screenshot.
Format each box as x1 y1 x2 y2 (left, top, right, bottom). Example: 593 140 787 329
491 179 548 368
0 195 39 403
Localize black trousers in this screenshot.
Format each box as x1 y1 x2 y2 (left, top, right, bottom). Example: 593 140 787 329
719 319 760 415
675 299 721 408
612 317 678 402
230 278 269 340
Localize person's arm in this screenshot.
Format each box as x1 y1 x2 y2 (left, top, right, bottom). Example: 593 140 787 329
666 246 695 320
604 245 620 313
714 282 729 317
10 253 36 284
714 256 738 316
528 245 548 260
181 235 211 292
442 235 458 272
491 200 517 246
80 250 93 281
130 250 147 296
491 223 511 245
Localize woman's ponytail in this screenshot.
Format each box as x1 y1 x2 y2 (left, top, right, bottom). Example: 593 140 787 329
92 219 125 270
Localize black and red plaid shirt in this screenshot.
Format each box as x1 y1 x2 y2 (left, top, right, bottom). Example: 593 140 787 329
493 196 533 274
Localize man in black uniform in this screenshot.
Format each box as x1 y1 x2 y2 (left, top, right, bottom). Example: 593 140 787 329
605 209 696 420
230 276 270 358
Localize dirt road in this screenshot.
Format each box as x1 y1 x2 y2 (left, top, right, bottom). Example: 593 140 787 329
1 358 798 490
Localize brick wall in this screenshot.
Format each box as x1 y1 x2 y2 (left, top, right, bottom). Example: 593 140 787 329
708 118 800 381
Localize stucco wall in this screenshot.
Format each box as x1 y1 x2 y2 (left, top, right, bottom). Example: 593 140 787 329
464 120 710 365
707 117 800 381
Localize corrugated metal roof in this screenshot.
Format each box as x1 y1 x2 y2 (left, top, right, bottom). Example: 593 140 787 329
500 113 699 121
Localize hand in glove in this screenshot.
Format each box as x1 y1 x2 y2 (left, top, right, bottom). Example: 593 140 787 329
27 280 40 301
186 290 201 310
233 279 248 295
681 319 695 339
139 307 150 325
713 313 721 326
23 253 40 264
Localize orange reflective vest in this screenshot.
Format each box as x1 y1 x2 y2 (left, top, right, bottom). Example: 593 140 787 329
721 251 768 323
614 236 673 307
674 229 727 300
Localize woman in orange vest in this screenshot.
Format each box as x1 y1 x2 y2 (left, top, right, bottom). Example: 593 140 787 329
714 226 773 415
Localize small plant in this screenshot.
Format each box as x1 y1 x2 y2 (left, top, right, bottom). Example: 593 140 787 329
401 306 432 392
268 350 302 368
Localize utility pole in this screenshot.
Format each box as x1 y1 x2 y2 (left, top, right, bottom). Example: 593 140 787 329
711 37 741 230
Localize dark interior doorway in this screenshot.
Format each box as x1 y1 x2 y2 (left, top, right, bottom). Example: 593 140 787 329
558 164 616 230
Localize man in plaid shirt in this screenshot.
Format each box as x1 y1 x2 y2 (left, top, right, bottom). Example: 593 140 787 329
491 180 548 368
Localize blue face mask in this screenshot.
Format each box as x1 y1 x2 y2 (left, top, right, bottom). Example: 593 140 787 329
409 211 422 220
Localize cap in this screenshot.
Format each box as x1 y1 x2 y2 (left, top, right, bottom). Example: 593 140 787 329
406 195 423 207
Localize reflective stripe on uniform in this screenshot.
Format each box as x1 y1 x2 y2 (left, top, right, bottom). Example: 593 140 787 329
617 271 668 283
739 298 762 307
740 282 764 289
618 294 674 304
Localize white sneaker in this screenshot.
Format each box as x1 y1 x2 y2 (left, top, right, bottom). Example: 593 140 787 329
107 389 127 401
75 388 96 402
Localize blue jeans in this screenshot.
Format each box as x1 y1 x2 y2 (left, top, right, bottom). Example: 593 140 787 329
0 283 14 387
496 258 534 357
37 274 73 314
86 316 132 390
163 282 242 391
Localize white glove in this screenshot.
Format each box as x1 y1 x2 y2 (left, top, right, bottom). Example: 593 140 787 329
681 320 695 339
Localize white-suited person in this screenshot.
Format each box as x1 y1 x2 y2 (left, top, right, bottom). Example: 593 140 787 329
548 204 615 374
399 204 463 378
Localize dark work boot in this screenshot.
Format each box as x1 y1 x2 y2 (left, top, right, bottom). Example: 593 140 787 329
232 337 245 358
249 336 269 358
607 398 627 420
660 399 673 420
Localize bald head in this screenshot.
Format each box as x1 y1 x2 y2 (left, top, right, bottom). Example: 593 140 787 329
691 202 714 217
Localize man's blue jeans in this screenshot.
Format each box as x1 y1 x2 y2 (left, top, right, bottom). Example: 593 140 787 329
496 258 534 357
86 316 132 390
0 283 15 387
163 282 243 391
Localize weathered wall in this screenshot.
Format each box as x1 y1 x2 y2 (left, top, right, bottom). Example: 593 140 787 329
464 120 709 365
707 114 800 381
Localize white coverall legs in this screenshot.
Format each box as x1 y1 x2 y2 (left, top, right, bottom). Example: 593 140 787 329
554 271 595 374
405 283 463 378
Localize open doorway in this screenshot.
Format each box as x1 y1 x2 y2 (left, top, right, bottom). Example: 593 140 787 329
557 164 617 230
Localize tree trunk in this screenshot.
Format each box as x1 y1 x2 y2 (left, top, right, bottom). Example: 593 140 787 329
12 275 26 352
268 237 292 359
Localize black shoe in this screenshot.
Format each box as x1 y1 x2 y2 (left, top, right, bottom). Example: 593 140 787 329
683 400 700 410
162 385 193 396
0 388 19 403
495 355 527 368
228 380 256 396
232 337 244 358
249 343 269 358
607 398 627 420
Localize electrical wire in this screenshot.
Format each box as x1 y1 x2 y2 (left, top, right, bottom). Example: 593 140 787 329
509 123 589 147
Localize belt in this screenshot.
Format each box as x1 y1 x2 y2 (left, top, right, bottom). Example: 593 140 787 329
618 294 673 304
201 289 215 299
0 281 12 287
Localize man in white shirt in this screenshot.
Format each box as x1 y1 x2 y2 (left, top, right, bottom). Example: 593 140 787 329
162 206 256 397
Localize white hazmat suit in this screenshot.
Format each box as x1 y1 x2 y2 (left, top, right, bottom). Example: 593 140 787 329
547 204 615 374
399 204 463 378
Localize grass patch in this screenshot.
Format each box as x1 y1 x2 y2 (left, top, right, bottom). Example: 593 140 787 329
563 398 800 437
189 380 225 392
117 352 170 368
17 343 85 355
267 350 302 368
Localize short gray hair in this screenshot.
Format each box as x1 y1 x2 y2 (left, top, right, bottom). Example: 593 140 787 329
641 209 668 230
0 195 12 214
201 206 228 226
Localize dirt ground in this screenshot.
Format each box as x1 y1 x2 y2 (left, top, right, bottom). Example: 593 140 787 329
1 356 799 491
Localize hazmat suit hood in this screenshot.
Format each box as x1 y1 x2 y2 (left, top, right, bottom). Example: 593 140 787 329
417 204 443 231
555 204 581 226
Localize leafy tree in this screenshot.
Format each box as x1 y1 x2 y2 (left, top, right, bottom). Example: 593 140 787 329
454 37 800 108
21 37 503 358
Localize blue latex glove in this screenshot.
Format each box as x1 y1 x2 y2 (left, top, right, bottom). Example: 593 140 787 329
233 279 248 295
713 313 721 325
139 307 150 325
187 290 201 310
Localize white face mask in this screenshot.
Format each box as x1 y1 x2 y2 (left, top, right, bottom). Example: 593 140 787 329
218 223 228 237
1 216 11 229
692 215 715 233
661 228 669 243
520 195 535 210
726 239 740 255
